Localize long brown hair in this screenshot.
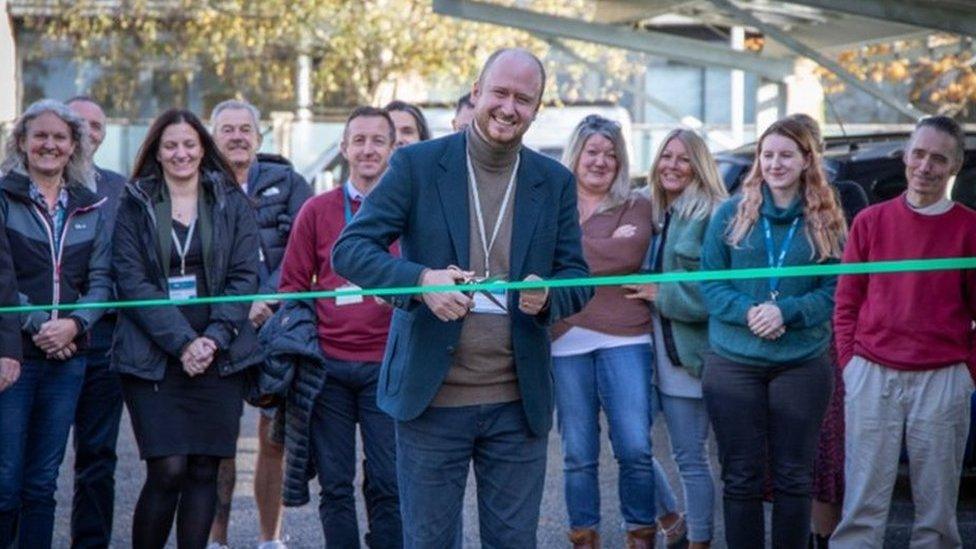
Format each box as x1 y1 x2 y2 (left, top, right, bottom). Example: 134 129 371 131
726 118 846 262
131 108 235 182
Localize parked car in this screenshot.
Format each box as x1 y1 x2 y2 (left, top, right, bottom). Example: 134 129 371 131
715 131 976 209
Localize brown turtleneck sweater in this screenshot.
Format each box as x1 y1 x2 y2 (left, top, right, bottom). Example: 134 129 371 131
431 123 521 406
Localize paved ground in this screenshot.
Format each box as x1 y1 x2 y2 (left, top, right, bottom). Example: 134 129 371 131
53 405 976 548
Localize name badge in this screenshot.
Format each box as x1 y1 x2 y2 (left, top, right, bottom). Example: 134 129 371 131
335 283 364 306
168 275 198 301
471 289 507 315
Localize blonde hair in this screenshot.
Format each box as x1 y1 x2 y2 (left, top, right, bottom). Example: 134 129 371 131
648 129 727 227
725 118 847 262
561 114 631 214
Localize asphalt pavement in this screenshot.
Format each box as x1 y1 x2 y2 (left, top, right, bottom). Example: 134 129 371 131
52 405 976 548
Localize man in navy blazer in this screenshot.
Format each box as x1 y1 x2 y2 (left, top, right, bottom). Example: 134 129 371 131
333 49 591 548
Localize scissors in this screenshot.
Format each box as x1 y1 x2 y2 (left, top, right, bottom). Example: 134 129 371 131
448 265 508 311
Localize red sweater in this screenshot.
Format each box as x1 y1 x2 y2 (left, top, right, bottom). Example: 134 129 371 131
834 195 976 379
279 187 398 362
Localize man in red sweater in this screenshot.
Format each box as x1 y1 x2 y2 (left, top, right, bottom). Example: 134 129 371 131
832 116 976 548
278 106 401 547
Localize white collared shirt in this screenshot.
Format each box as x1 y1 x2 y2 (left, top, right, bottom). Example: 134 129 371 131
345 181 366 202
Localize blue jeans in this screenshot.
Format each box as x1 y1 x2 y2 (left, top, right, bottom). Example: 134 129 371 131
0 356 86 549
553 343 655 530
654 389 715 542
310 358 400 548
396 402 547 549
71 319 123 549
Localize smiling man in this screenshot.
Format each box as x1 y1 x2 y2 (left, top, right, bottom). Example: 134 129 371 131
278 106 402 547
831 116 976 547
208 99 311 549
332 49 592 548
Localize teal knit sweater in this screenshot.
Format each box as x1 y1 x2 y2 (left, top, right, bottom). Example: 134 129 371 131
700 186 837 366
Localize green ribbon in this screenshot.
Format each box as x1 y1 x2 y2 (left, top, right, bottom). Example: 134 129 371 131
2 257 974 314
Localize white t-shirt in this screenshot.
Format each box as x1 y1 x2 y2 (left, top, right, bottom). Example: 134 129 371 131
551 326 651 358
652 310 702 398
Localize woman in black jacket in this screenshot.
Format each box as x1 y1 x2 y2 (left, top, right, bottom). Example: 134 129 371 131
112 108 261 548
0 99 112 549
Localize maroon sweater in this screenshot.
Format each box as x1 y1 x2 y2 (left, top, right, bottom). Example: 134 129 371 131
834 195 976 380
279 187 398 362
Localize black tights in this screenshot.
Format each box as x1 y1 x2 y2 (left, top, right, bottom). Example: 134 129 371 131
132 454 221 549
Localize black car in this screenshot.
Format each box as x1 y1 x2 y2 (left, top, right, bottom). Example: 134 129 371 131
715 132 976 209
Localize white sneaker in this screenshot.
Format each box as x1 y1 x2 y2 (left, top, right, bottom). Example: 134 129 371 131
257 540 287 549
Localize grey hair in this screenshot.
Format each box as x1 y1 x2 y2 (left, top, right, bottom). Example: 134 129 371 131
0 99 94 191
561 115 631 214
210 99 262 131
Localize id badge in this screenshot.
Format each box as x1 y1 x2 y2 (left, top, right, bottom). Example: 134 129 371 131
168 275 198 301
335 283 365 306
471 289 507 315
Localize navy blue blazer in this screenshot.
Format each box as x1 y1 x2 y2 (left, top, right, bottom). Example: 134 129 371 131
332 132 592 436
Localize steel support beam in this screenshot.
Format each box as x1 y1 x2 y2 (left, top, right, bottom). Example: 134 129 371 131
709 0 925 120
544 37 737 149
787 0 976 37
432 0 792 81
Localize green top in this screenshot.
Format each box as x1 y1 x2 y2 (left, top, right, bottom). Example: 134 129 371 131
700 185 837 366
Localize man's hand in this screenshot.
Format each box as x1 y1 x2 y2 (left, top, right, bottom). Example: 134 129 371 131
181 337 217 377
518 274 549 315
33 318 79 354
249 301 274 328
748 303 785 340
623 283 657 302
419 267 473 322
47 342 77 361
0 358 20 392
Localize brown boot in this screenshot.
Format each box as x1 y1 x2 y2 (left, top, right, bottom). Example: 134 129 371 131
626 526 657 549
568 528 600 549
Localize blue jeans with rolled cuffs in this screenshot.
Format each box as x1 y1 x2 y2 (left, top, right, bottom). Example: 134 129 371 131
554 343 656 530
653 388 715 542
0 356 87 549
396 401 548 549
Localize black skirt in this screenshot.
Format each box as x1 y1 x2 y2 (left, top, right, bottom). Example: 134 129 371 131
122 360 244 460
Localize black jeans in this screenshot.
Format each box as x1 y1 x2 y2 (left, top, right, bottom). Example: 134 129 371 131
71 318 123 549
702 352 832 549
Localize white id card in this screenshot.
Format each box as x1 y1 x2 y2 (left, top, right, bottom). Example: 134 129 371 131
168 275 198 301
335 284 364 306
471 290 507 315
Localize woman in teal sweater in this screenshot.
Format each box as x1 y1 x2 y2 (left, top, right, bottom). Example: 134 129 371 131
700 117 847 548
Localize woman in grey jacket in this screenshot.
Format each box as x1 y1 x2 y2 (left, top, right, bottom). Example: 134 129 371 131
112 109 261 549
627 128 727 547
0 99 112 549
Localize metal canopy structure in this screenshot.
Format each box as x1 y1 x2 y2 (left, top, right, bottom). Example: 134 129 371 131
433 0 976 122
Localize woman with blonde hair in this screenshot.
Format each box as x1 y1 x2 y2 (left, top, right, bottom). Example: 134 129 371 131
700 117 846 548
552 115 658 548
628 128 727 547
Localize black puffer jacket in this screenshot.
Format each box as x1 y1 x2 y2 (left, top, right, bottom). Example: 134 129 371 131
0 208 21 362
245 158 312 293
111 172 262 380
257 299 328 507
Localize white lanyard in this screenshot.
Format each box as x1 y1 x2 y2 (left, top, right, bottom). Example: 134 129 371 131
171 219 196 276
466 151 519 278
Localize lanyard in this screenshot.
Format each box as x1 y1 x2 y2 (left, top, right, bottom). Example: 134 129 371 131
343 185 357 224
466 151 520 278
761 216 799 301
171 219 197 276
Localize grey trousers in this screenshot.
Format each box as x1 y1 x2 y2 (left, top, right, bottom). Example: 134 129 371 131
831 357 973 549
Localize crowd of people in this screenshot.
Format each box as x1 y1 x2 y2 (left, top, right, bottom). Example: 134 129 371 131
0 46 973 549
